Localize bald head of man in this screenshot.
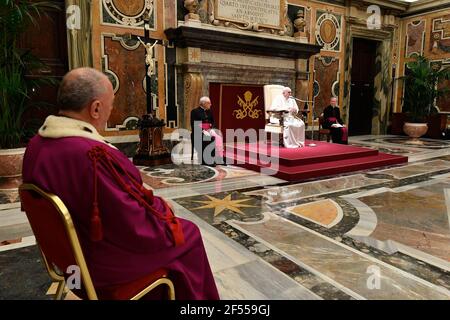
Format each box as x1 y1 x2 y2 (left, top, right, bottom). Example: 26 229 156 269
57 68 115 131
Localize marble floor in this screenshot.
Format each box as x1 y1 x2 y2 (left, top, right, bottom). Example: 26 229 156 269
1 135 450 300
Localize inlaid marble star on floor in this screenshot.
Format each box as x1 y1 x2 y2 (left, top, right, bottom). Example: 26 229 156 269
175 191 265 224
192 194 256 217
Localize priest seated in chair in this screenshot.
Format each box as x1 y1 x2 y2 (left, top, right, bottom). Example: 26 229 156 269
268 86 305 148
190 96 225 166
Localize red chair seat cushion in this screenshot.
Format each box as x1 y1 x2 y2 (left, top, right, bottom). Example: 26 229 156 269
72 268 169 300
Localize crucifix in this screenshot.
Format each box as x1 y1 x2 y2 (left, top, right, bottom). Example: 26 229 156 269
137 37 157 78
133 15 172 167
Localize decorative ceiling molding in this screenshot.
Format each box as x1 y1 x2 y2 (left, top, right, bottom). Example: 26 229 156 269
401 0 450 18
354 0 409 12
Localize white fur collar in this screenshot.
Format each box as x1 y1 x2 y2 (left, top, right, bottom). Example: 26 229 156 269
38 115 116 148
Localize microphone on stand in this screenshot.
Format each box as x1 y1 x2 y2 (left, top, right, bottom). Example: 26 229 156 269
289 97 317 147
289 96 314 103
289 96 311 116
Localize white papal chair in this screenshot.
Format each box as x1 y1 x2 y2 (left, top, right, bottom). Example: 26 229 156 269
263 84 288 146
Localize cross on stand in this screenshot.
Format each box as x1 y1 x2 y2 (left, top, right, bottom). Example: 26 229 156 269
133 15 172 166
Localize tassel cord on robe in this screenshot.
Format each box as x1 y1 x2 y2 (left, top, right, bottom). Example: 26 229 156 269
87 146 185 246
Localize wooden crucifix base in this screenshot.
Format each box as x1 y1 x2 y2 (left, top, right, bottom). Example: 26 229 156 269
133 114 172 167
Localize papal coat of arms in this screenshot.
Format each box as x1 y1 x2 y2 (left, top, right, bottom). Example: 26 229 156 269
233 91 261 120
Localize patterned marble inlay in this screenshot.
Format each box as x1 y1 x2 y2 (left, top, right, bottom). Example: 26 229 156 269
314 56 340 117
246 174 391 204
406 20 425 57
315 11 341 52
214 259 320 300
372 160 450 179
5 134 450 300
361 137 450 149
0 189 19 205
229 212 450 300
349 142 419 156
350 178 450 263
140 164 258 189
215 222 354 300
286 199 343 228
143 164 218 185
0 245 50 300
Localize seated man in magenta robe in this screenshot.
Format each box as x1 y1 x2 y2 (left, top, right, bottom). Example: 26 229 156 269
322 97 348 144
22 68 219 300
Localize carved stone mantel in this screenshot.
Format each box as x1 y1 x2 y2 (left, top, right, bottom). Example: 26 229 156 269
165 26 322 59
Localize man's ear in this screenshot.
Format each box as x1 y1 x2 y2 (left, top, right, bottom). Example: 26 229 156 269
89 100 101 119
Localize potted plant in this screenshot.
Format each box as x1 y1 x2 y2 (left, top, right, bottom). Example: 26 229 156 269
401 55 450 142
0 0 58 186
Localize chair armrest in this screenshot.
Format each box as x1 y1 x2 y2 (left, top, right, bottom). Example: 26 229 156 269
266 110 288 127
267 110 289 116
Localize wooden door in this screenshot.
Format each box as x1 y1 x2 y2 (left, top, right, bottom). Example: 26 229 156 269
348 38 378 136
19 0 68 139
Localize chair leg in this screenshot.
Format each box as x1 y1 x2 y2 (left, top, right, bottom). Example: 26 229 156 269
167 281 175 300
54 280 66 300
130 277 176 300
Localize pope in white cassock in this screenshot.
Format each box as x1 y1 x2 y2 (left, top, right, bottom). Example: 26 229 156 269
269 87 305 148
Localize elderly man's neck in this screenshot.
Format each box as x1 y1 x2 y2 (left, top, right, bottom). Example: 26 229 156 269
59 110 97 128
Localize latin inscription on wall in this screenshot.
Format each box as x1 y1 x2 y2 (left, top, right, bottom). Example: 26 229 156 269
216 0 282 29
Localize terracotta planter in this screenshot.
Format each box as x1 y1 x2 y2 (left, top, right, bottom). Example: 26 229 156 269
0 148 25 189
403 122 428 143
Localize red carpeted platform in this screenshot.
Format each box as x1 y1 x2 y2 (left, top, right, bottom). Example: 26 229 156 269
224 140 408 181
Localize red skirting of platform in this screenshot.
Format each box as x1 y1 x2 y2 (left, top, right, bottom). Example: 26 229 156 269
224 141 408 182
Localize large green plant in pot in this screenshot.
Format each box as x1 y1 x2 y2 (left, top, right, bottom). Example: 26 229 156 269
0 0 59 150
0 0 59 183
402 55 450 123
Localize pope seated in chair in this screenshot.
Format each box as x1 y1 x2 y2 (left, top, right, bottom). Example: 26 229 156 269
22 68 219 300
268 86 305 148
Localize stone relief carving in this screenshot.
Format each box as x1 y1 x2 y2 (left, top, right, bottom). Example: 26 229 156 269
206 0 292 36
184 0 200 21
198 0 209 23
294 8 306 32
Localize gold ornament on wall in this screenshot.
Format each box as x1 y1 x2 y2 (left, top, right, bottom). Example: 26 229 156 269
233 91 261 120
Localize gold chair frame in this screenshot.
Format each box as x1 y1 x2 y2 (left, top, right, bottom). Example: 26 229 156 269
19 183 175 300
